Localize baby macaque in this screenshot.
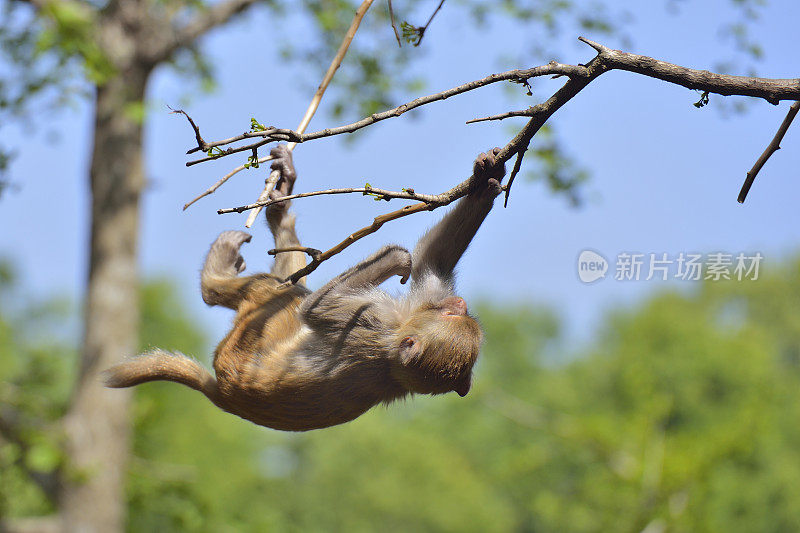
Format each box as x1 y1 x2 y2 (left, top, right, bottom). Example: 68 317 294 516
105 145 505 431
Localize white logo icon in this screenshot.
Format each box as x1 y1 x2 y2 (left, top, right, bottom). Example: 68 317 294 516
577 250 608 283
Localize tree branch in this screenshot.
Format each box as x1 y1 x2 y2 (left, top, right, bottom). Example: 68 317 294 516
279 201 436 285
591 38 799 104
503 148 527 208
738 101 800 203
268 245 322 258
184 129 296 164
188 40 799 166
414 0 446 47
154 0 261 63
388 0 402 47
185 61 588 166
184 155 274 210
218 185 440 214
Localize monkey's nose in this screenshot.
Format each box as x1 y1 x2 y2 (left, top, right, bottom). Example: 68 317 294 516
442 297 468 316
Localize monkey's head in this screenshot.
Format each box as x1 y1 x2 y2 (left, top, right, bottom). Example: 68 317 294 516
394 297 483 397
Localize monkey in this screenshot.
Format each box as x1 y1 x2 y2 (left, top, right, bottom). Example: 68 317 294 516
104 145 506 431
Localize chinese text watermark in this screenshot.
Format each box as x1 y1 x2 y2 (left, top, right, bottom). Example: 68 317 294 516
578 251 763 284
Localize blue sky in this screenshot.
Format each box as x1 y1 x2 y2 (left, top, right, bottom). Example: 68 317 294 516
1 0 798 350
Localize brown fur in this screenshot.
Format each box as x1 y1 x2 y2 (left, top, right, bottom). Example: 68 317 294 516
104 147 505 431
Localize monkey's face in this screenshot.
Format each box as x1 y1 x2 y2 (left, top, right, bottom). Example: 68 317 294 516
395 298 483 397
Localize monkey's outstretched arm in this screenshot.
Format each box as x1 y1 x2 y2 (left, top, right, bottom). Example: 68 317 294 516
411 149 505 283
300 245 411 324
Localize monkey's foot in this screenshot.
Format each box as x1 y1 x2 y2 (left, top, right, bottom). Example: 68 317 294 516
379 245 413 284
210 230 252 274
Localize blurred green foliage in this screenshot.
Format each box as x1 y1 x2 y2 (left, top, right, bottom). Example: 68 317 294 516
0 261 73 519
0 256 800 532
3 257 800 531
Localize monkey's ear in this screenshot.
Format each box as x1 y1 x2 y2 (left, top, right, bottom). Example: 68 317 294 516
399 336 421 363
454 374 472 397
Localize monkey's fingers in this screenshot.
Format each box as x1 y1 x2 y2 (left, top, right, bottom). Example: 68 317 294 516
473 148 505 181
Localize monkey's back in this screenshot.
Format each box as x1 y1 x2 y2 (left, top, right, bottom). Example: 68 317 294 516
209 282 398 431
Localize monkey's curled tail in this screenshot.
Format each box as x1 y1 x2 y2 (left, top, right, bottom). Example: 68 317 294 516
103 349 219 403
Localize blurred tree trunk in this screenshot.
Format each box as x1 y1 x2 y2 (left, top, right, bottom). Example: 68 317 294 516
46 1 260 529
59 64 150 531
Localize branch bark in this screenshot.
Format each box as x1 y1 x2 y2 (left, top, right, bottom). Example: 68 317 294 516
152 0 260 63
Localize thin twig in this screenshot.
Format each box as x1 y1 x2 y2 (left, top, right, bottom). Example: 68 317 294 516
186 128 299 157
738 100 800 203
244 0 377 228
185 132 295 165
218 185 439 214
503 148 527 208
268 246 322 258
170 106 208 152
467 109 537 124
184 155 274 210
415 0 446 47
388 0 402 47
